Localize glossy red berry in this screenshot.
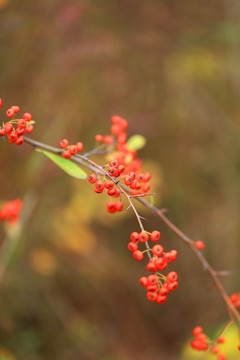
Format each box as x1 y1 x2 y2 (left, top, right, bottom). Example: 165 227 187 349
0 129 6 137
195 240 205 250
146 261 157 272
59 139 69 148
109 159 118 167
104 135 114 144
150 230 161 242
217 337 225 344
147 275 158 285
8 132 18 142
22 112 32 121
156 295 167 304
116 201 123 211
218 354 226 360
167 271 178 282
4 123 13 134
11 105 20 113
88 174 97 183
152 244 164 256
127 242 138 252
62 150 71 159
191 339 208 351
25 124 34 133
108 167 119 177
147 291 157 301
211 346 219 354
132 250 143 261
168 281 178 291
76 142 83 152
95 181 105 193
192 326 203 336
69 145 77 155
16 136 24 145
138 231 149 243
130 232 139 242
0 98 2 109
124 175 133 186
95 134 103 142
17 119 26 129
107 188 117 196
104 180 115 189
139 277 148 287
6 108 14 117
16 128 25 136
107 201 116 213
118 164 125 174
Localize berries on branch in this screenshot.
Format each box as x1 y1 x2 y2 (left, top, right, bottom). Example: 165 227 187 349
0 199 22 225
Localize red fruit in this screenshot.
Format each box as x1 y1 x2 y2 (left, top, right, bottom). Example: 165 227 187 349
156 295 167 304
195 240 205 250
132 250 143 261
192 326 203 336
15 128 25 136
8 132 18 142
147 291 157 301
104 135 113 144
139 277 148 287
150 230 161 242
147 274 158 285
88 174 97 183
22 112 32 122
168 281 178 291
130 232 139 242
167 271 178 283
105 180 115 189
163 252 174 263
95 181 105 192
62 150 71 159
159 287 169 296
118 164 125 174
155 258 168 271
0 129 6 137
137 173 144 182
95 134 103 142
142 182 150 193
144 172 151 181
11 105 20 113
217 337 225 344
0 98 2 109
191 339 208 351
230 293 239 303
218 355 226 360
111 115 122 124
138 231 149 243
106 201 116 213
6 108 14 117
124 175 133 186
152 244 164 256
59 139 69 148
147 285 158 291
25 125 34 133
146 261 157 272
76 142 83 152
111 124 122 135
69 145 77 155
211 346 219 354
109 159 118 167
4 122 13 134
108 167 119 177
118 132 127 144
116 201 123 211
127 242 138 252
107 188 117 197
17 119 26 129
16 136 24 145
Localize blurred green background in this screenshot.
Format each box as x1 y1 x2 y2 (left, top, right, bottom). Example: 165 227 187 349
0 0 240 359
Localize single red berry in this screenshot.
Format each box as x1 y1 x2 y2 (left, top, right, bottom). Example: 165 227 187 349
8 132 18 142
17 119 26 129
62 150 71 159
147 274 158 285
195 240 205 250
217 337 225 344
137 173 144 182
95 181 105 192
95 134 103 142
218 354 226 360
150 230 161 242
127 242 138 252
22 112 32 121
192 326 203 336
230 293 239 303
147 284 158 292
25 124 34 133
11 105 20 113
69 145 77 155
142 182 150 193
144 172 152 181
109 159 118 167
108 167 119 177
152 244 164 256
167 271 178 283
118 132 127 144
104 135 114 144
76 142 83 152
16 136 24 145
59 139 69 148
0 98 3 109
6 108 14 118
88 174 97 184
118 164 125 174
124 176 133 186
4 122 13 134
155 258 168 271
238 344 240 351
130 232 139 242
163 252 174 263
132 250 143 261
107 201 116 213
168 281 178 291
159 287 169 296
111 115 122 124
16 128 25 135
196 333 207 342
116 201 123 211
146 261 157 272
107 188 118 197
191 339 208 351
105 180 115 189
156 295 167 304
139 277 148 287
211 346 219 354
138 231 149 243
0 129 6 137
147 291 157 301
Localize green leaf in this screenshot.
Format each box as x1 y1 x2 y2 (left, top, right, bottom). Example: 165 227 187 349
127 135 146 151
27 120 35 125
150 196 155 206
36 149 87 179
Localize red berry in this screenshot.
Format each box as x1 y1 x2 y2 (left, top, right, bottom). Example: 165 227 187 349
152 244 164 256
150 230 161 242
167 271 178 282
159 287 169 296
59 139 69 148
191 339 208 351
116 201 123 211
218 354 226 360
0 129 6 137
147 284 158 291
11 105 20 113
109 159 118 167
111 124 122 135
132 250 143 261
146 261 157 272
95 181 105 192
118 164 125 174
168 281 178 291
16 136 24 145
0 98 2 109
127 242 138 252
192 326 203 336
69 145 77 155
142 182 150 193
22 112 32 122
111 115 122 124
147 274 158 285
108 167 119 177
107 188 117 197
88 174 97 184
17 119 26 129
130 232 139 242
104 135 113 144
156 295 167 304
139 277 148 287
6 108 14 117
217 337 225 344
95 134 103 142
107 201 116 213
16 128 25 136
230 293 239 303
62 150 71 159
8 132 18 142
211 346 219 354
25 124 34 133
144 172 152 181
138 231 149 243
76 142 83 152
4 122 13 134
105 180 115 189
147 291 157 301
118 132 127 144
195 240 205 250
124 175 133 186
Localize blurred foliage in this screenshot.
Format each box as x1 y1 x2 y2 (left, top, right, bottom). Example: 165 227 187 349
0 0 240 359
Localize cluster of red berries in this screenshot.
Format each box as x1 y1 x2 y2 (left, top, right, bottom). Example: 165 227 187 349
94 115 128 146
229 292 240 309
0 99 34 145
127 230 178 304
59 138 83 159
0 199 22 225
191 326 227 359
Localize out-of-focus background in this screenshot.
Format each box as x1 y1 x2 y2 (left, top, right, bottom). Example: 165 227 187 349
0 1 240 359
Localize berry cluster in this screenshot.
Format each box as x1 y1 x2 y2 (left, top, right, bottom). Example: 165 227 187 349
191 326 226 359
230 291 240 309
126 230 178 304
59 138 83 159
0 98 34 145
0 199 22 225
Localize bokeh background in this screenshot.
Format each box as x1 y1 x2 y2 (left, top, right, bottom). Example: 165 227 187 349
0 0 240 359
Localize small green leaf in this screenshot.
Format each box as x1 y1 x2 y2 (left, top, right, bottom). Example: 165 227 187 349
36 149 87 179
127 135 146 151
150 196 155 206
27 120 35 125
